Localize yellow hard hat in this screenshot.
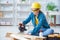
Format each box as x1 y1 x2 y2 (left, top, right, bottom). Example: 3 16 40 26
31 2 41 9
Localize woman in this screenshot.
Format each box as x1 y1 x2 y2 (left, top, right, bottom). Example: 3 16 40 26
19 2 54 36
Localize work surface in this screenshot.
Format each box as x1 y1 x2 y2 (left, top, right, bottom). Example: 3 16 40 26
10 33 46 40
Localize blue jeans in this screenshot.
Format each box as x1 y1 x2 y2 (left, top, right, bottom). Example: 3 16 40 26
43 28 54 36
28 28 54 36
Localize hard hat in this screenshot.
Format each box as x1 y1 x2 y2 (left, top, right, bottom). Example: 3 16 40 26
31 2 41 9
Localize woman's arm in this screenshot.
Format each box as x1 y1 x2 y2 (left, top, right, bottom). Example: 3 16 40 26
23 13 32 25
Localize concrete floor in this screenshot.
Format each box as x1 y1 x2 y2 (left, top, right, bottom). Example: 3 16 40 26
0 26 60 40
0 26 19 40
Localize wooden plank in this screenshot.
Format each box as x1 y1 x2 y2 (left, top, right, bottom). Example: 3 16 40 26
12 38 18 40
10 33 46 40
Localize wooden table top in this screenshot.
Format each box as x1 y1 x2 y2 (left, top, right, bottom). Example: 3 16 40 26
10 33 46 40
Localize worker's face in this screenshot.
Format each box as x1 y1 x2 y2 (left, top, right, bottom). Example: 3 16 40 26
32 8 40 15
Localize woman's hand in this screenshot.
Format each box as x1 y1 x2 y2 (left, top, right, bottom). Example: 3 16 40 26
19 23 24 27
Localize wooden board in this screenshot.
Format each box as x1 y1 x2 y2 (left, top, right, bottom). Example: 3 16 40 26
10 33 46 40
48 34 60 38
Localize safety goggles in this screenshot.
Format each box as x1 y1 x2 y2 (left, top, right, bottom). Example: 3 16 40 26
32 9 39 12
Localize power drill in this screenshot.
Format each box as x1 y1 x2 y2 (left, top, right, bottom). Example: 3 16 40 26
19 23 27 32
